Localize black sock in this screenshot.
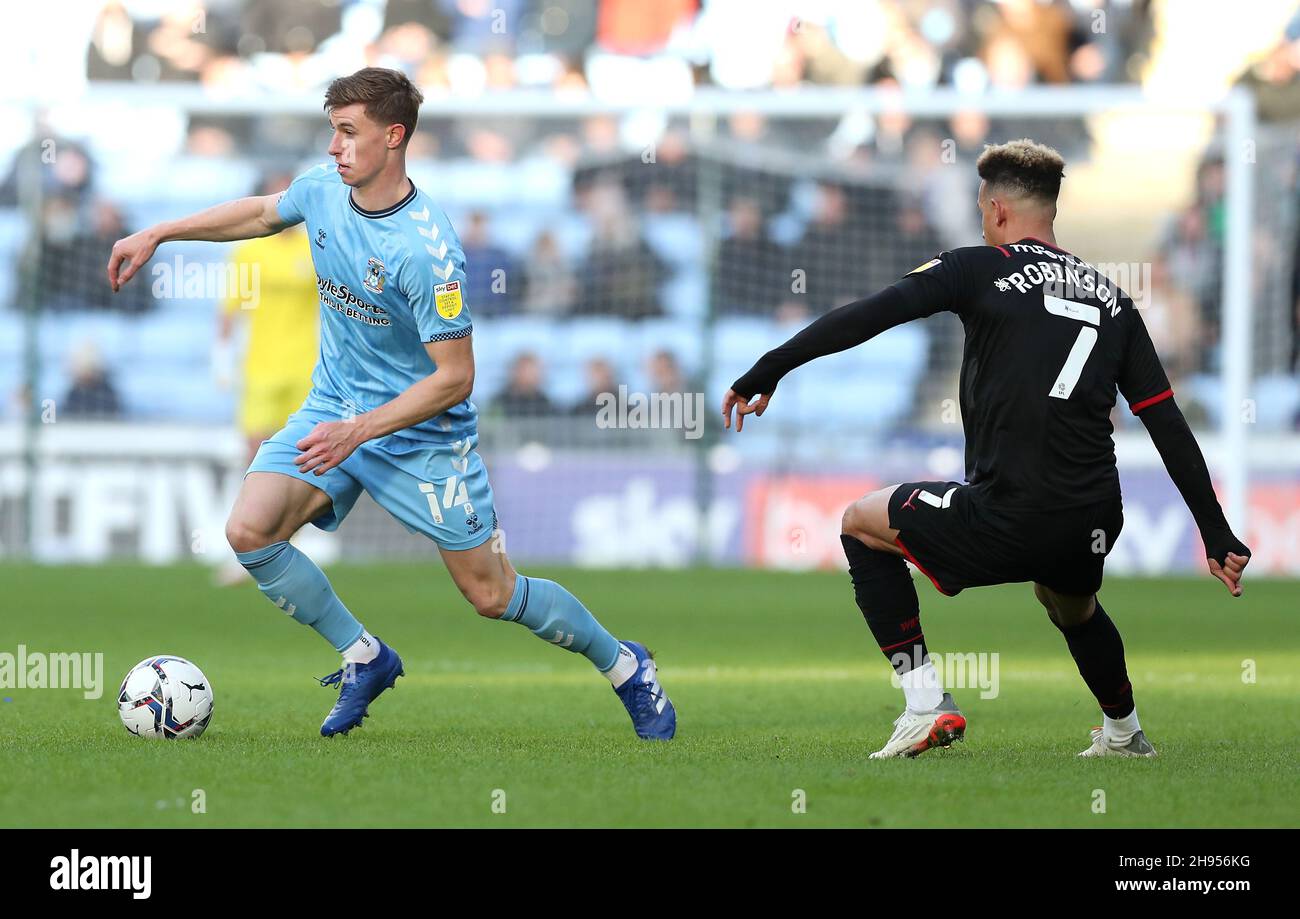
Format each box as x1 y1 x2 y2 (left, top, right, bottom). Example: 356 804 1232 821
1056 600 1134 719
841 534 928 676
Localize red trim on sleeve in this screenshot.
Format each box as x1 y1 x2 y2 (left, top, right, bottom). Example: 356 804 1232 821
895 537 952 596
1129 388 1174 414
995 245 1011 257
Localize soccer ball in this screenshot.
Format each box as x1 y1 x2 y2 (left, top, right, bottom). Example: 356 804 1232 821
117 656 213 740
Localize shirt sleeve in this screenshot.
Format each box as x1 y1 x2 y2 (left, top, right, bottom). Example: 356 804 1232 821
887 250 969 317
402 239 474 343
1117 306 1173 413
275 165 329 228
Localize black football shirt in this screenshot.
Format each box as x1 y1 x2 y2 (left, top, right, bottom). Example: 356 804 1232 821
892 238 1172 509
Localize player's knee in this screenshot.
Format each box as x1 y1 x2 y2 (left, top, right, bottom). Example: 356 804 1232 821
225 516 276 555
842 499 892 552
1035 583 1094 628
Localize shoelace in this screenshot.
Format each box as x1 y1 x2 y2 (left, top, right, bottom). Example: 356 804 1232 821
628 676 665 714
317 668 344 689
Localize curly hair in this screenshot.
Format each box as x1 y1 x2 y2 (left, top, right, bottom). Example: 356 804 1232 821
976 139 1066 203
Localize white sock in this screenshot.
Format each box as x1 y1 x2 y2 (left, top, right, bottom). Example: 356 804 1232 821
1103 708 1141 743
900 660 944 713
604 643 638 688
342 630 380 664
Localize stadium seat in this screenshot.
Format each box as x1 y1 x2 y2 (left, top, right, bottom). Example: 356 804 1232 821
635 318 705 375
642 214 704 271
658 268 706 320
116 363 232 423
1249 374 1300 430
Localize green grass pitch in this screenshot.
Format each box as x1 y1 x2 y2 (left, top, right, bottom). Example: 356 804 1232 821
1 564 1295 828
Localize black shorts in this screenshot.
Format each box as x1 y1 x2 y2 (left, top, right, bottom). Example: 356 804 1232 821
887 481 1124 597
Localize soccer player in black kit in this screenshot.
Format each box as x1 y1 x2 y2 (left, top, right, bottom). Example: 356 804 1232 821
721 140 1252 759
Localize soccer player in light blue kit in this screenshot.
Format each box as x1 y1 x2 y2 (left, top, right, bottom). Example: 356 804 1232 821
106 67 675 740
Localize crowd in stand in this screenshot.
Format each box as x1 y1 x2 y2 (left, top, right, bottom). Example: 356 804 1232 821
20 2 1300 429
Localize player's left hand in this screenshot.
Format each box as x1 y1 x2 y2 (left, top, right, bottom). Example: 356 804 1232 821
1208 551 1250 598
722 387 773 432
295 421 365 476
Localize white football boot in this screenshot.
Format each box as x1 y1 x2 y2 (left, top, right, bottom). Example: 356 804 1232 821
1078 727 1158 758
869 692 966 759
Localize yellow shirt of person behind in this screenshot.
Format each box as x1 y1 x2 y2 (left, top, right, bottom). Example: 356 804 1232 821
223 228 320 435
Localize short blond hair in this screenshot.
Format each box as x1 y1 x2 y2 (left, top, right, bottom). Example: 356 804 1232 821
977 139 1065 203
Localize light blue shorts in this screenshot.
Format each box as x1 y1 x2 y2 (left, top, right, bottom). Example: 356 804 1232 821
248 404 498 551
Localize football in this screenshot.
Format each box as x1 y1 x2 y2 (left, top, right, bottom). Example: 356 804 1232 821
116 656 213 740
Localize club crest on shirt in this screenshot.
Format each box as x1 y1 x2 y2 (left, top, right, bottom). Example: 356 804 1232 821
363 256 386 294
435 280 463 319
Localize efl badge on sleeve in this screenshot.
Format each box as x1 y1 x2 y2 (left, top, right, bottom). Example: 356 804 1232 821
908 258 942 275
363 257 386 294
435 280 463 319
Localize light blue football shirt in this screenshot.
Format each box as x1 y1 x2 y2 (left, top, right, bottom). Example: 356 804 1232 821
276 162 476 443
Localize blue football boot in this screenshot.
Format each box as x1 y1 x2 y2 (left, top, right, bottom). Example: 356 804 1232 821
318 638 404 737
614 641 676 740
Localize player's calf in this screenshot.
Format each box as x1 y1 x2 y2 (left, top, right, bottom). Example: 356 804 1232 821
841 533 940 698
841 529 961 759
1035 585 1147 754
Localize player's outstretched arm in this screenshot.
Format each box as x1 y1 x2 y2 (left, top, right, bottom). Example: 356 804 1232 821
723 284 932 431
106 194 287 292
293 336 475 476
1137 397 1252 596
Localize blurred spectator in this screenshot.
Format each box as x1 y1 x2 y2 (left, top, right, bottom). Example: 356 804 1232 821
572 183 666 319
987 0 1074 85
81 0 1153 94
0 132 94 208
794 183 879 311
595 0 696 56
383 0 453 36
1159 153 1226 370
240 0 341 57
494 352 555 416
1235 13 1300 122
143 1 238 83
86 1 148 81
446 0 527 54
460 211 517 317
521 230 577 316
40 199 152 315
712 196 789 316
61 342 122 419
571 357 618 415
646 349 688 396
1146 255 1203 382
888 197 944 279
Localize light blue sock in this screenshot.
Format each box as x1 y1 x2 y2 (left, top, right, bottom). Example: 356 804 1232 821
500 573 620 672
236 541 364 653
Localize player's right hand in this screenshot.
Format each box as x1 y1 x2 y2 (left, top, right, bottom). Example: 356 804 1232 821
722 387 772 432
1207 540 1250 598
106 229 160 292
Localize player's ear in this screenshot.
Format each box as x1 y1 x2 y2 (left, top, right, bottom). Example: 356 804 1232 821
994 197 1010 228
387 124 406 150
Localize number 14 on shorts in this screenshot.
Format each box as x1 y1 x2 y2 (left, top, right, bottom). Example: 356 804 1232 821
419 477 472 524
